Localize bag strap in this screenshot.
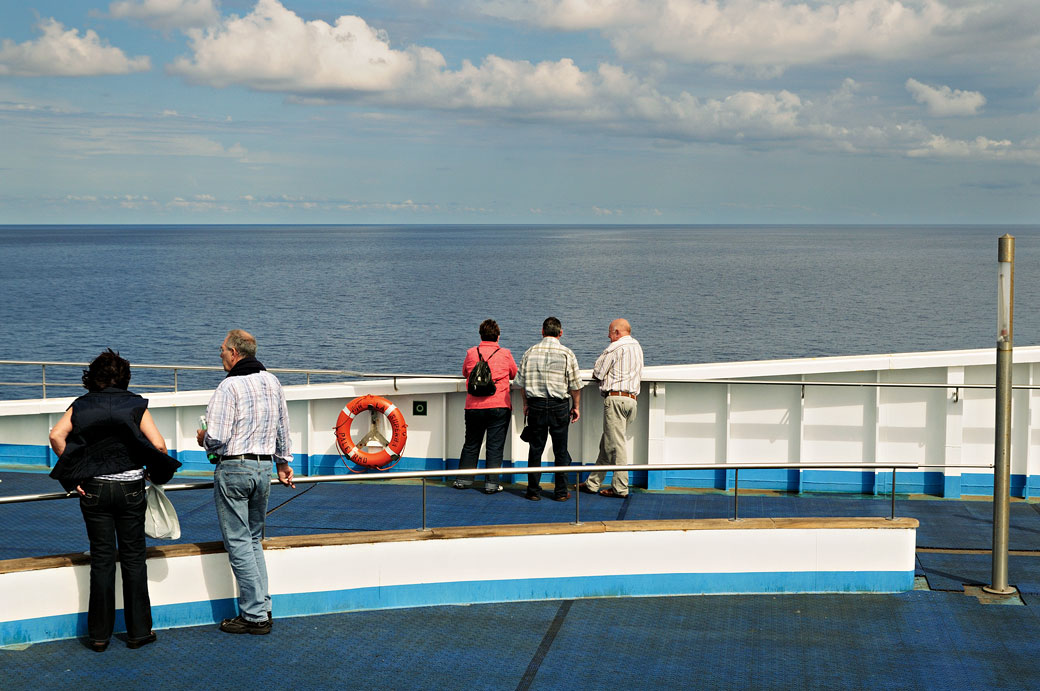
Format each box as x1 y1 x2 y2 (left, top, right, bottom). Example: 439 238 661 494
477 346 501 363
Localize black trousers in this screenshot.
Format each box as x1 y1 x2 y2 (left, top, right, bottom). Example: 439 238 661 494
525 398 572 495
458 407 511 489
79 478 152 642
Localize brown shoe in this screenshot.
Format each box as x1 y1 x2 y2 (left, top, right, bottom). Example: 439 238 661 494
599 487 626 498
578 482 597 494
553 492 571 502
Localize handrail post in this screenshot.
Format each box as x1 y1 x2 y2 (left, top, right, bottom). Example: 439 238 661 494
573 467 581 525
173 368 179 393
889 467 896 520
731 468 739 521
41 364 46 399
419 478 429 532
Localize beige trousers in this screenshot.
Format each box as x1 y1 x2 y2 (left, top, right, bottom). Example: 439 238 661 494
586 395 637 494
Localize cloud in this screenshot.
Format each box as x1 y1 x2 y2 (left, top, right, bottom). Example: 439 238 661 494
0 19 151 77
905 78 985 116
169 0 429 91
110 0 221 31
907 135 1040 163
162 2 1037 164
476 0 1024 72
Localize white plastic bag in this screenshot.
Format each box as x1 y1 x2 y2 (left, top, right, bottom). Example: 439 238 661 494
144 484 180 539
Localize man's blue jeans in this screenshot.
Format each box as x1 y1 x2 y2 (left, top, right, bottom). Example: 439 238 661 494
214 459 272 623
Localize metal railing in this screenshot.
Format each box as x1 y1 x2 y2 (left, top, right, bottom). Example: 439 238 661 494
1 462 992 531
7 358 1040 400
0 360 461 398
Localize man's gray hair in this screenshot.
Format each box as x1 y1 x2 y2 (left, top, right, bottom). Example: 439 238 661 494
225 329 257 358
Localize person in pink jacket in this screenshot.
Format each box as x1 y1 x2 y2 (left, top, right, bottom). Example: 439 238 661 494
454 319 518 494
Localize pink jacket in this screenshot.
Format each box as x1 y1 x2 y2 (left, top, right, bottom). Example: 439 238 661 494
462 341 518 410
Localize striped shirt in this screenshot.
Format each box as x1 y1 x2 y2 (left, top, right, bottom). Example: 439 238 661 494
515 337 582 400
203 371 293 464
592 335 644 395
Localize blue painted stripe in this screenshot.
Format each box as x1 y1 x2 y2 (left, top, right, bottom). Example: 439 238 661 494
1 570 913 646
1 442 1030 498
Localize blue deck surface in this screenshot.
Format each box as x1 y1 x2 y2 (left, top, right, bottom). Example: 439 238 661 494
3 470 1040 689
2 590 1039 689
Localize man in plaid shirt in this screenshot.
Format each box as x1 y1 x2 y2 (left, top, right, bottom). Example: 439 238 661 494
197 329 294 635
515 317 583 501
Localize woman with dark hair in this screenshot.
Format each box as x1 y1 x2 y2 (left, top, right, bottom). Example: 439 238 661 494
49 349 181 652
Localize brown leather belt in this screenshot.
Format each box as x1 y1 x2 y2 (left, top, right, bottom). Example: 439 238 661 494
606 391 637 399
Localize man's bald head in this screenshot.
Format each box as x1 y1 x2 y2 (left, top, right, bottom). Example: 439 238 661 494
608 318 631 342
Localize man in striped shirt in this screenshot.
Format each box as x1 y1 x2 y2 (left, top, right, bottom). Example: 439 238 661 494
580 318 644 498
197 329 294 635
515 317 583 501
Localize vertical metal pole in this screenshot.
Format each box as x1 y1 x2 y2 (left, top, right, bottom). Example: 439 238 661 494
890 467 896 520
986 234 1015 595
420 477 428 531
41 364 47 399
420 478 428 532
174 368 179 393
573 468 581 525
732 468 739 521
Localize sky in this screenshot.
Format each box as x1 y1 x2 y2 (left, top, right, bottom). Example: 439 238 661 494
0 0 1038 225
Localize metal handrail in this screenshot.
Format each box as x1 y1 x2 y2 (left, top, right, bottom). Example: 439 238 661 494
0 360 462 397
1 462 991 530
5 358 1040 399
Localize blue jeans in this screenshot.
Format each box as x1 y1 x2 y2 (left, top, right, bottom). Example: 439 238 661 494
525 397 572 495
214 459 272 623
458 407 511 490
79 478 151 642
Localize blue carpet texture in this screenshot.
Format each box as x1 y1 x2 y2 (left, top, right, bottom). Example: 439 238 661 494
1 591 1039 690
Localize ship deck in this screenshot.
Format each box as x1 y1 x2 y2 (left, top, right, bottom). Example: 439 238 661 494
2 470 1040 689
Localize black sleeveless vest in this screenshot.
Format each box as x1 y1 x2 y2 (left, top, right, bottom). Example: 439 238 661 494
50 388 180 491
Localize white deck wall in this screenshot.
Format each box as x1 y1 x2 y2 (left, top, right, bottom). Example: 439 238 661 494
2 347 1038 498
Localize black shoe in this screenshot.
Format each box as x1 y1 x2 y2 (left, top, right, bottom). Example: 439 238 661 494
88 639 109 653
126 632 156 649
525 490 541 501
553 492 571 502
483 485 503 494
220 615 272 635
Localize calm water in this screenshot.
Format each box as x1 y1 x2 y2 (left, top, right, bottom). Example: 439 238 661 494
0 224 1036 397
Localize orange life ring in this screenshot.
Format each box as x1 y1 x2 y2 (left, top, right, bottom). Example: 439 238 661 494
334 395 408 470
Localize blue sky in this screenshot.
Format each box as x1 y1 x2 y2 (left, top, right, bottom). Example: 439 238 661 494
1 0 1038 224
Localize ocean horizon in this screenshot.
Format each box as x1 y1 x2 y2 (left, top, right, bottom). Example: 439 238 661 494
1 223 1036 397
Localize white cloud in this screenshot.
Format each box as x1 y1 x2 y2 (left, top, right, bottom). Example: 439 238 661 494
477 0 1017 71
907 135 1040 163
0 19 150 77
905 78 985 116
169 0 430 91
110 0 221 30
161 2 1038 164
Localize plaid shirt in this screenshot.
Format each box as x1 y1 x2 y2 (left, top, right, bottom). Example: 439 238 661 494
515 337 582 400
203 371 293 464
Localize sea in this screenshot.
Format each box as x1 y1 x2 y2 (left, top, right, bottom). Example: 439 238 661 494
0 224 1037 398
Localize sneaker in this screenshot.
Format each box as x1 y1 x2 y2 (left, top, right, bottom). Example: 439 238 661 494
219 615 272 635
482 485 503 494
452 480 470 490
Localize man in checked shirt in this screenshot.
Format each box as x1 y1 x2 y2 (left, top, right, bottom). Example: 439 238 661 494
580 318 644 498
197 329 294 635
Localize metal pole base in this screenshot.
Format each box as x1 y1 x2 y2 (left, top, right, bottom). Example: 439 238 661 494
982 584 1017 596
